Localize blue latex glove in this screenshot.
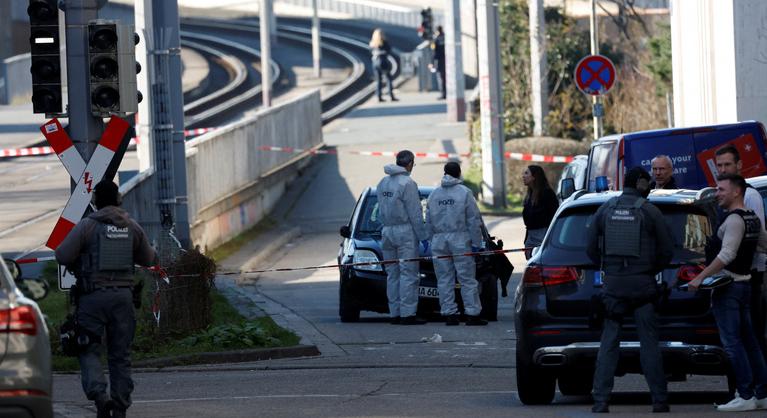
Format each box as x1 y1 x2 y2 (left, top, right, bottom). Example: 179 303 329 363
421 240 430 253
471 246 482 254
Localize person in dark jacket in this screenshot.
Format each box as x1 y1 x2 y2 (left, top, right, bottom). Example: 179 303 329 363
649 155 677 189
56 181 158 418
522 165 558 259
430 25 446 100
586 167 674 414
369 28 397 102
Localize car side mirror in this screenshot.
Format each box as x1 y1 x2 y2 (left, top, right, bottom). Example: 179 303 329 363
560 178 576 199
2 258 21 281
339 225 351 239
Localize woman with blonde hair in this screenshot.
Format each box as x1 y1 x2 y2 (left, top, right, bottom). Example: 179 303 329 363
369 28 397 102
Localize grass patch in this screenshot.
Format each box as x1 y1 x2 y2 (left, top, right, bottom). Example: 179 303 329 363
207 217 275 263
38 262 299 371
462 165 524 215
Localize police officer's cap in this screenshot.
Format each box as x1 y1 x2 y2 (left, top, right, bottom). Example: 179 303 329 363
624 166 651 189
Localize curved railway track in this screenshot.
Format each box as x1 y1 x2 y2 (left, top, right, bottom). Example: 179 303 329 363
0 16 417 263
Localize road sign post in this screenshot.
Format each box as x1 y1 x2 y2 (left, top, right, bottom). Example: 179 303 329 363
574 54 616 140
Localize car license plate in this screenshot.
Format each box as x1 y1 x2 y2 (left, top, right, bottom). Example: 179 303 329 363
418 286 439 299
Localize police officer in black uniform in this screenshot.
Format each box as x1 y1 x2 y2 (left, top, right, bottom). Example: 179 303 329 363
586 167 674 413
56 181 158 418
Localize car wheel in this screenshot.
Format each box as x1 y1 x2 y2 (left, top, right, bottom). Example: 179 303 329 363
479 275 498 321
339 279 360 323
516 351 556 405
558 371 593 396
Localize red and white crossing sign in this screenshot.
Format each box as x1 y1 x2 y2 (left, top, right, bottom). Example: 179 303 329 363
574 55 616 96
40 116 130 250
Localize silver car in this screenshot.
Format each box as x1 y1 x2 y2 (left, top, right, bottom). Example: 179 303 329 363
0 256 52 418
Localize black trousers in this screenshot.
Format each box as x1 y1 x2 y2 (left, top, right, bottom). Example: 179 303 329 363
752 270 767 360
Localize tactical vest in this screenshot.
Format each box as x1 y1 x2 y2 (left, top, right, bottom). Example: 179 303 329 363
722 209 761 275
77 221 134 289
603 196 645 258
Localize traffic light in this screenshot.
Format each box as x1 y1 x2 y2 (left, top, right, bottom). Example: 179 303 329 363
419 8 433 41
28 0 62 114
88 20 140 116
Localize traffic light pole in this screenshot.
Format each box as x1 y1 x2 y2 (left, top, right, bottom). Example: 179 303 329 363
63 0 106 168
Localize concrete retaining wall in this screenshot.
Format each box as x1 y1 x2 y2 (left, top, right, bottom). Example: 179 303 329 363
121 90 323 252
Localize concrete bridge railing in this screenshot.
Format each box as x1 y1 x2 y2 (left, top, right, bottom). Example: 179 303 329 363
121 90 323 252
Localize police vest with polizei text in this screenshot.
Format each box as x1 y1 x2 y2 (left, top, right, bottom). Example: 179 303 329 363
78 222 134 288
603 196 646 259
723 208 761 276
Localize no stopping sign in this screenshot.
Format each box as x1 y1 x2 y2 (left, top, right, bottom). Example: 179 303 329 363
574 55 616 96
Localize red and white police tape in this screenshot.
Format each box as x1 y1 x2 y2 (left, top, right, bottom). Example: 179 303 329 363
15 247 527 274
2 127 574 163
0 128 219 159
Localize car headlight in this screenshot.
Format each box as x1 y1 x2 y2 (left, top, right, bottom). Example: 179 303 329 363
353 249 382 271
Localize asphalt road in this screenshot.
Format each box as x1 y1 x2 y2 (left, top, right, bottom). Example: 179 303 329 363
52 84 749 417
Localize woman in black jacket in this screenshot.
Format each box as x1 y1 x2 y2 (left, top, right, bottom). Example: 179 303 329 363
369 28 397 102
522 165 559 259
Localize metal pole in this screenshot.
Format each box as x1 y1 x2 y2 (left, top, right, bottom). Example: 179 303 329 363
311 0 321 78
590 0 603 140
138 0 191 251
477 0 506 207
63 0 105 170
529 0 548 136
445 0 466 122
260 0 272 108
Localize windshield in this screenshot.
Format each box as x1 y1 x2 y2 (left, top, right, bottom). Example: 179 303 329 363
355 194 431 235
588 143 618 191
541 204 712 265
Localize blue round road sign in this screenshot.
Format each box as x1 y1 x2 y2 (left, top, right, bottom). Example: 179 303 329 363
574 55 616 96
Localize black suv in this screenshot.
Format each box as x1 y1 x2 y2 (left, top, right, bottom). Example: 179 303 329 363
514 189 729 405
338 186 513 322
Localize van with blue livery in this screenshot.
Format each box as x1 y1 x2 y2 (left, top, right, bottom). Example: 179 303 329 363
559 121 767 198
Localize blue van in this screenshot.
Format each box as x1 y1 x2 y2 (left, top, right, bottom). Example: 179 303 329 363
578 121 767 192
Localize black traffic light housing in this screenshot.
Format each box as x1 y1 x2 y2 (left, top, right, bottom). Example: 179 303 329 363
420 8 433 41
28 0 63 114
88 20 140 116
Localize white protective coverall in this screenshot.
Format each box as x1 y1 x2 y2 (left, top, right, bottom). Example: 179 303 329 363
376 164 428 318
425 175 483 316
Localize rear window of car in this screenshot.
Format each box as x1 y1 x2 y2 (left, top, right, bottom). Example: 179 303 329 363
356 194 430 235
541 203 712 266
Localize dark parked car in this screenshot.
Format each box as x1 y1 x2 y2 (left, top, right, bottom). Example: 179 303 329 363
514 188 730 405
338 186 513 322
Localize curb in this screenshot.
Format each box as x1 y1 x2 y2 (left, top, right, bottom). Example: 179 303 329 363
238 226 302 278
133 344 320 369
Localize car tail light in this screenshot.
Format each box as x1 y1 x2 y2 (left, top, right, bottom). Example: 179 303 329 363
523 266 578 287
0 389 48 397
677 265 703 282
0 306 38 335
